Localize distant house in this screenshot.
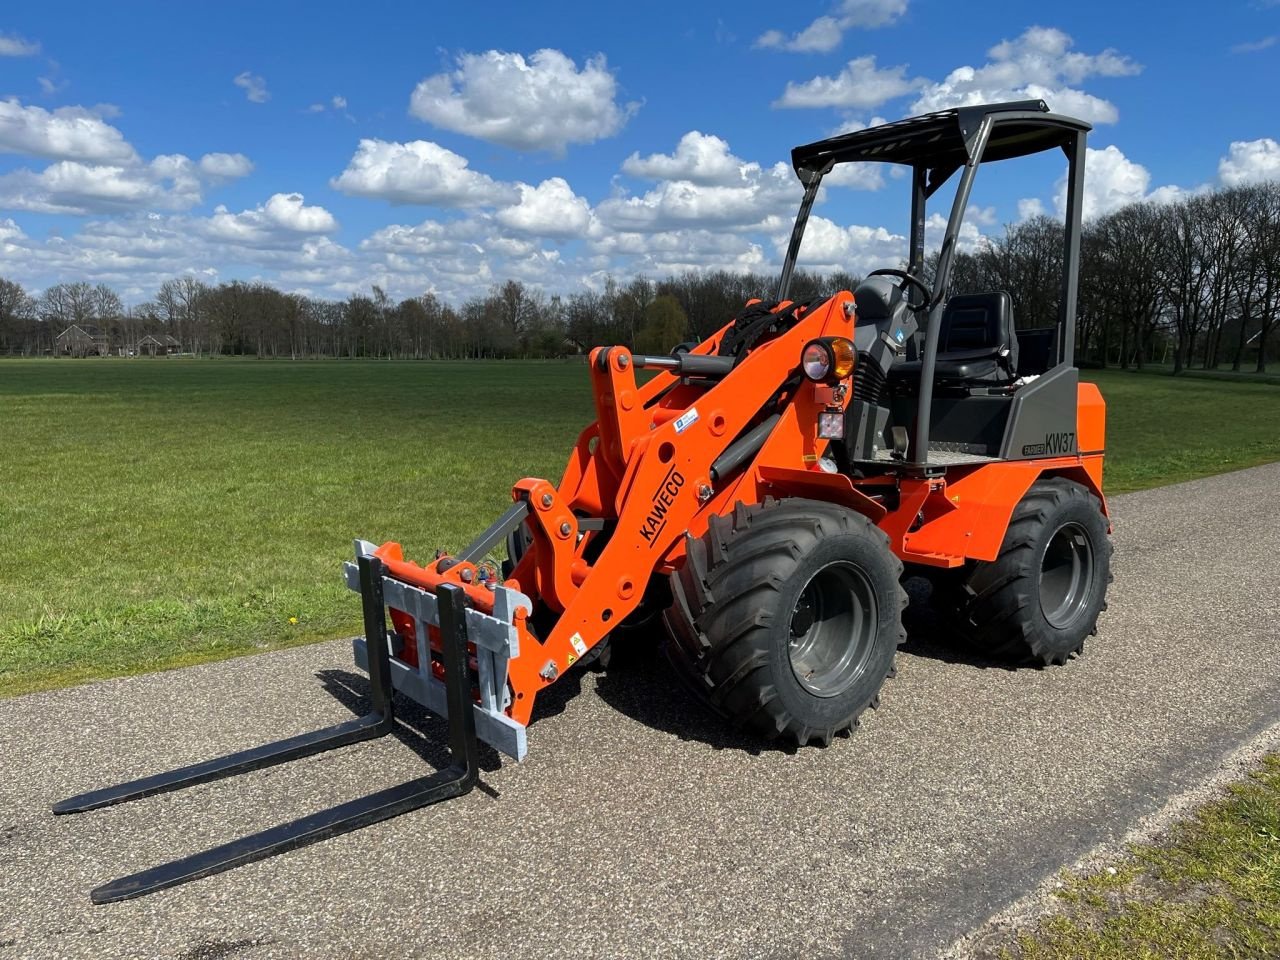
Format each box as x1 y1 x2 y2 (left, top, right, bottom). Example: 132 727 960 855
54 324 110 357
137 333 181 356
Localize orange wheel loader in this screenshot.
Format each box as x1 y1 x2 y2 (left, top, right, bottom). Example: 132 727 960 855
57 100 1112 902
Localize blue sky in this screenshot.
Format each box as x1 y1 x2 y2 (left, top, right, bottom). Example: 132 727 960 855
1 0 1277 304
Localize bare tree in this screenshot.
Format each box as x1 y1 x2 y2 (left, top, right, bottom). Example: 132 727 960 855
0 277 35 355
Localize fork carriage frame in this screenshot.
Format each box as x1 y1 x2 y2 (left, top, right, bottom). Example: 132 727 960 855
53 551 482 904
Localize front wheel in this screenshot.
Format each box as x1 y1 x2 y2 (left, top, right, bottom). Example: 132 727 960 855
663 499 907 746
939 477 1112 664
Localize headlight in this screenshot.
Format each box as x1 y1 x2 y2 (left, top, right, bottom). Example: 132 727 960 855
801 337 855 382
802 341 832 380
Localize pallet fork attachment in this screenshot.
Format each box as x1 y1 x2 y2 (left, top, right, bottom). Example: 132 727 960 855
52 554 480 904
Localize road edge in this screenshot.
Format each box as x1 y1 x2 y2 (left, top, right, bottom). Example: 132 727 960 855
942 715 1280 959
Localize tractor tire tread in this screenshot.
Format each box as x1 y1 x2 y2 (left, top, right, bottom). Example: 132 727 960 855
941 477 1112 665
663 498 905 746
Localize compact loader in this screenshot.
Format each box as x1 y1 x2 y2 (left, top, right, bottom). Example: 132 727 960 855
57 100 1112 902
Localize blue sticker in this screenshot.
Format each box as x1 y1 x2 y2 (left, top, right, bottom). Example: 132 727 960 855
674 408 699 434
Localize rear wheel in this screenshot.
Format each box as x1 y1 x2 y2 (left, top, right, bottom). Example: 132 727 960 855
939 477 1112 664
664 499 906 746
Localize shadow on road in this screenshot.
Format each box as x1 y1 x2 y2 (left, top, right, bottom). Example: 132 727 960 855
591 644 795 755
897 576 1015 670
314 579 1016 764
591 577 1020 751
313 669 504 793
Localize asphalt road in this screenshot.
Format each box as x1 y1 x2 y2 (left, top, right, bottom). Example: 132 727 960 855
3 463 1279 960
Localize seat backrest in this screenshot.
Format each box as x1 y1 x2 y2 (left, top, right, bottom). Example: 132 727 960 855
938 292 1018 371
1014 326 1058 376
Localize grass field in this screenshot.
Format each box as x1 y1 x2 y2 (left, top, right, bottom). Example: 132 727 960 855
0 360 587 697
2 359 1279 697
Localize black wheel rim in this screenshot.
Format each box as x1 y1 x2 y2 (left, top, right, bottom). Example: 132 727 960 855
788 561 878 698
1039 522 1095 629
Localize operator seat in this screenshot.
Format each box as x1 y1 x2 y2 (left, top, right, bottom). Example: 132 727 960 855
889 292 1019 391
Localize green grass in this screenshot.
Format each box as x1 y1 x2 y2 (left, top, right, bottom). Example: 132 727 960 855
992 755 1280 960
1 359 1278 696
0 359 590 696
1082 370 1280 493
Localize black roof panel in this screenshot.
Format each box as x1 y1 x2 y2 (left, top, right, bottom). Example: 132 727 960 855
791 100 1091 177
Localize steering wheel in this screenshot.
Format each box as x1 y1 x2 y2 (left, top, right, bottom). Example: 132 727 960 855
868 269 934 313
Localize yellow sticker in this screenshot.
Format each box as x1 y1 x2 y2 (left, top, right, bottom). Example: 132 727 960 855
567 654 577 665
802 453 819 463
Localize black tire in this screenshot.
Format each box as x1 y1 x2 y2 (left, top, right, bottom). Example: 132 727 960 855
941 477 1112 664
663 498 907 746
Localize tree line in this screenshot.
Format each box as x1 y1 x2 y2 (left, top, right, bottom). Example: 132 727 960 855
1 180 1276 372
0 267 857 362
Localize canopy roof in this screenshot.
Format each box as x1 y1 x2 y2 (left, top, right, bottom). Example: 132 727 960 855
791 100 1091 179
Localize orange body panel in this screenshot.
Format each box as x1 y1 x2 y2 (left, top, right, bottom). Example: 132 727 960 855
1077 381 1106 454
891 455 1105 567
366 293 1107 730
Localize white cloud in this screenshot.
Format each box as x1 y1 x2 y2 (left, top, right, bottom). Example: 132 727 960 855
308 95 354 120
262 193 337 233
825 114 890 137
775 56 922 110
622 132 754 187
1218 139 1280 186
1073 145 1149 219
495 178 592 238
0 154 202 214
1008 138 1280 225
1043 145 1156 220
0 98 137 163
359 216 573 295
233 71 270 104
0 32 40 56
37 75 68 95
910 27 1140 125
331 138 519 207
1146 184 1190 206
0 203 353 302
924 211 991 253
198 152 254 180
1230 36 1276 54
756 0 908 53
205 193 337 246
0 100 254 216
596 163 796 233
831 0 909 28
757 18 844 54
408 49 637 153
968 205 997 226
1017 142 1231 223
0 216 26 243
1017 197 1046 221
361 218 481 258
824 162 887 190
590 229 770 277
782 214 906 274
